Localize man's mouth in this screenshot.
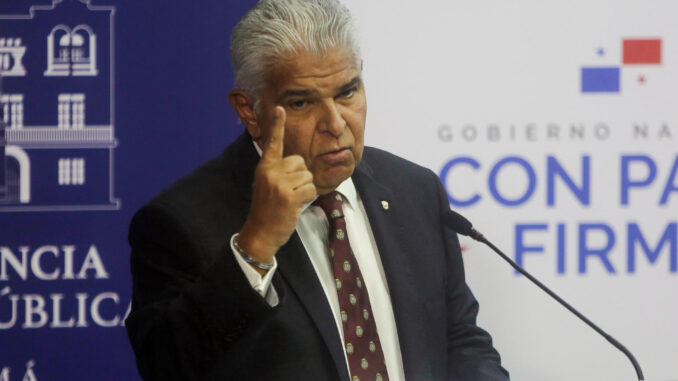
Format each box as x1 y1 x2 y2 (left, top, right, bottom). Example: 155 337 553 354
319 147 351 163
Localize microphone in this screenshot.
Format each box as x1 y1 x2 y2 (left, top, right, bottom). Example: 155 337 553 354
444 209 645 381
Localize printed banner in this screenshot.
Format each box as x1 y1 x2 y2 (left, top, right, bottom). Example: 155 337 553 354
345 0 677 379
1 0 252 379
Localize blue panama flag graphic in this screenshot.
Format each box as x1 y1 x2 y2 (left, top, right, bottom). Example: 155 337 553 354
581 67 620 93
580 38 663 94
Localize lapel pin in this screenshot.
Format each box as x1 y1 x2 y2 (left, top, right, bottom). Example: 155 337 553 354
381 200 389 210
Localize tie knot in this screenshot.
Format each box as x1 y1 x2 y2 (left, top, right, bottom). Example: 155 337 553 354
314 191 345 219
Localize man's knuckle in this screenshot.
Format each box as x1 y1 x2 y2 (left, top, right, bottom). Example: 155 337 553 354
287 155 305 166
260 171 275 184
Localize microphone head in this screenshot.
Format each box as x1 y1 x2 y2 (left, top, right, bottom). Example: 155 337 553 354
443 209 475 237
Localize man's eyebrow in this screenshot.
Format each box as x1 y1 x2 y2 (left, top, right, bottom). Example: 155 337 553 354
338 76 362 92
278 76 362 100
280 89 314 99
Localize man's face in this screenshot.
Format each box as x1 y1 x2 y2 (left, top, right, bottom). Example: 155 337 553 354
255 48 366 195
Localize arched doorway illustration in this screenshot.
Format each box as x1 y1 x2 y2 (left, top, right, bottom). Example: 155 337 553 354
3 146 30 203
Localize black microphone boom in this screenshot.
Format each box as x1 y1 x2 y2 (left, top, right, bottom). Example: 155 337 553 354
444 209 645 381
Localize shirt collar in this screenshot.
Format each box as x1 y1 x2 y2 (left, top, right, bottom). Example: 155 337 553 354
335 178 358 208
253 140 263 156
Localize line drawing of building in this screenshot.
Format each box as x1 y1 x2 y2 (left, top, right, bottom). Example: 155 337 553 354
0 0 118 212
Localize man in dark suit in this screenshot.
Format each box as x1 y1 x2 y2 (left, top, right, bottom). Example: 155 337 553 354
126 1 509 380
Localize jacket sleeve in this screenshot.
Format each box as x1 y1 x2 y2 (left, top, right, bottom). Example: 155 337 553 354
433 175 511 381
125 203 283 381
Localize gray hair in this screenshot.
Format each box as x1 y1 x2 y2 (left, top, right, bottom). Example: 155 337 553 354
230 0 361 99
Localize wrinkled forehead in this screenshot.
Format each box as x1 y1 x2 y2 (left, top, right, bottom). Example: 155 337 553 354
263 47 361 92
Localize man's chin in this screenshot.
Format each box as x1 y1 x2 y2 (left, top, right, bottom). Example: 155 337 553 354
314 167 354 194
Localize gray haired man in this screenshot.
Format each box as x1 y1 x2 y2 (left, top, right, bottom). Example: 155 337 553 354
126 1 509 380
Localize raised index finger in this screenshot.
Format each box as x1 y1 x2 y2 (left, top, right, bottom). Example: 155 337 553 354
262 106 286 162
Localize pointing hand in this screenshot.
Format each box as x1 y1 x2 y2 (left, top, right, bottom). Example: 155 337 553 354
237 106 317 272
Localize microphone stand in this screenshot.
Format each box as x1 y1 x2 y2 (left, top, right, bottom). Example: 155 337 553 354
446 210 645 381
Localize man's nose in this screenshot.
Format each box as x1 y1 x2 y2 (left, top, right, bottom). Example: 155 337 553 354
319 100 346 136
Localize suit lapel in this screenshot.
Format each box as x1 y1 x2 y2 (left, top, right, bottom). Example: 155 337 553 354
352 160 434 381
276 235 350 381
231 133 349 381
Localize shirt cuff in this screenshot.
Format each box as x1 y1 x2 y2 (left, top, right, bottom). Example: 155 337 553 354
230 233 279 306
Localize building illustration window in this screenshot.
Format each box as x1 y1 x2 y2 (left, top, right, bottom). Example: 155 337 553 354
58 158 85 185
0 38 27 77
57 94 85 129
0 94 24 129
45 24 98 77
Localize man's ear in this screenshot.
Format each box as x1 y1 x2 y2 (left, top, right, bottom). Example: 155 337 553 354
228 89 261 138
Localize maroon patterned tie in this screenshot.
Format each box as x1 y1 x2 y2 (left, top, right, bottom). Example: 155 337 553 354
314 191 389 381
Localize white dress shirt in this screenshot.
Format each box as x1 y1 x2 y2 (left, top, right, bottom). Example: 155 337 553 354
230 144 406 381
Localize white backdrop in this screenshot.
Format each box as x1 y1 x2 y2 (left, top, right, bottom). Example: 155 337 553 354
342 1 678 380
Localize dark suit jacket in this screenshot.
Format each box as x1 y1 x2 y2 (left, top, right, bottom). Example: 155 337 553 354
126 133 509 381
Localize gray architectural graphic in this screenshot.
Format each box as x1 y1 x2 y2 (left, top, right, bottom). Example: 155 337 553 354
0 0 118 211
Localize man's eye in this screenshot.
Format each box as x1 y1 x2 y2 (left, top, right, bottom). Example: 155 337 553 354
339 88 356 98
289 100 308 109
